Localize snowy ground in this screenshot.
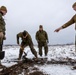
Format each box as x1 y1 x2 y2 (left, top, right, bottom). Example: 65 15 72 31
38 64 76 75
1 45 76 75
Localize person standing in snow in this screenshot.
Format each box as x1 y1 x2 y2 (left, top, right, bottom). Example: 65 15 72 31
36 25 49 57
0 6 7 52
17 30 38 60
54 2 76 51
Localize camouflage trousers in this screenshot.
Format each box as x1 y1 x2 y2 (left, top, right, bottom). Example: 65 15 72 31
19 40 38 59
38 41 48 56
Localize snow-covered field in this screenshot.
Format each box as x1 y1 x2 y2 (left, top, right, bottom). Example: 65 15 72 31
1 45 76 75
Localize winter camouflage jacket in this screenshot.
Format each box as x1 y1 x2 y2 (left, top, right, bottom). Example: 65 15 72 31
0 12 6 34
62 14 76 30
17 31 32 44
36 30 48 42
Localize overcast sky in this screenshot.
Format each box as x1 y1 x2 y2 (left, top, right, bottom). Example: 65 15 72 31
0 0 76 45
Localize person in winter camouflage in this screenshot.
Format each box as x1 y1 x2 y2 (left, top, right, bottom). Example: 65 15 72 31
54 2 76 51
17 30 38 60
0 6 7 51
36 25 49 57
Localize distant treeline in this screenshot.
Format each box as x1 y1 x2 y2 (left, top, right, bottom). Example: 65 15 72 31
4 43 74 46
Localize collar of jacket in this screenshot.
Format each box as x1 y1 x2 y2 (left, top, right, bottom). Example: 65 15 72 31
39 30 43 32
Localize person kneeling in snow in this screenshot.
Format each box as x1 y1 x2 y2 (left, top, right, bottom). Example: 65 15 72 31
17 30 38 60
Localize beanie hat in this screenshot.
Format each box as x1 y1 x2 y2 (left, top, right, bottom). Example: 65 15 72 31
39 25 43 28
0 6 7 12
23 30 27 36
